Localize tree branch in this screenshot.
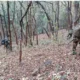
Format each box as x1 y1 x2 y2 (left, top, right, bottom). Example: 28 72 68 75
20 1 32 24
35 1 54 35
18 1 25 10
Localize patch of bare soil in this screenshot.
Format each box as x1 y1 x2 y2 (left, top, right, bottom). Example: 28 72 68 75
0 29 80 80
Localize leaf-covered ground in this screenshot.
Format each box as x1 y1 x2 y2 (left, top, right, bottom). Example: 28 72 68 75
0 29 80 80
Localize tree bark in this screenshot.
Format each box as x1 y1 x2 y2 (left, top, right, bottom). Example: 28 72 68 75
13 1 15 21
33 16 38 45
1 3 8 36
11 21 18 45
1 16 5 39
29 6 33 46
19 39 22 63
7 1 12 51
20 1 32 23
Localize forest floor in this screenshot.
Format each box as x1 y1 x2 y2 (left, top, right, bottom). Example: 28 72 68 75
0 29 80 80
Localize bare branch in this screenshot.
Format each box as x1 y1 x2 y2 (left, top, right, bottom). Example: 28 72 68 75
18 1 25 10
35 1 54 35
61 1 67 7
42 1 53 5
20 1 32 24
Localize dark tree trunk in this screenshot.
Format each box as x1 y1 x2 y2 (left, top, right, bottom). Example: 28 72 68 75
33 16 38 45
67 1 72 30
20 1 32 23
68 1 71 29
25 22 28 46
19 1 32 63
43 27 50 38
7 1 12 51
19 39 22 63
56 1 59 28
20 1 32 43
55 1 60 40
20 1 23 42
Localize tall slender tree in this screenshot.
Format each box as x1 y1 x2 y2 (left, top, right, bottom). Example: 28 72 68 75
1 3 8 36
7 1 12 51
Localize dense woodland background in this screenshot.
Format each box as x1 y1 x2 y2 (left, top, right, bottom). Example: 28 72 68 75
0 1 80 80
0 1 80 45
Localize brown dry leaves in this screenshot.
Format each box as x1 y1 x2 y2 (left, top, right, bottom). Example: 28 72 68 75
0 29 80 80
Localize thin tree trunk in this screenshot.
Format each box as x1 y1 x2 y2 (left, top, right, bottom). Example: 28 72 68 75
29 6 33 46
36 1 53 35
20 1 32 23
7 1 12 51
20 1 23 42
1 3 8 36
67 1 72 30
0 32 2 41
57 1 59 29
43 27 50 38
11 22 18 45
13 1 15 21
55 1 59 40
19 39 22 63
1 16 5 39
25 22 28 46
33 16 38 45
20 1 32 43
68 1 71 30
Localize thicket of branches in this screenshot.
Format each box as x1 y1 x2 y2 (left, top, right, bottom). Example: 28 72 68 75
0 1 80 62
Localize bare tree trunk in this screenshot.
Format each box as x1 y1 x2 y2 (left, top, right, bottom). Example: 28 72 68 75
20 1 32 46
29 6 33 46
1 3 8 36
1 16 5 39
19 1 32 63
20 1 23 42
68 1 71 30
67 1 73 30
11 22 18 45
54 13 57 40
43 27 50 38
55 1 59 40
25 22 28 46
52 2 54 26
33 16 38 45
13 1 15 21
7 1 12 51
36 1 53 35
0 32 2 41
20 1 32 23
19 39 22 63
57 1 59 29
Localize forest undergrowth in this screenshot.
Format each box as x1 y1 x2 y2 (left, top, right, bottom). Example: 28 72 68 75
0 29 80 80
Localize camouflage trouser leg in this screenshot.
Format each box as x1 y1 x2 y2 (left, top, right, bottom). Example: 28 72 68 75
73 41 78 55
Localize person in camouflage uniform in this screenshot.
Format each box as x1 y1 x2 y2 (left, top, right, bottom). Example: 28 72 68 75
1 36 10 49
67 24 80 55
